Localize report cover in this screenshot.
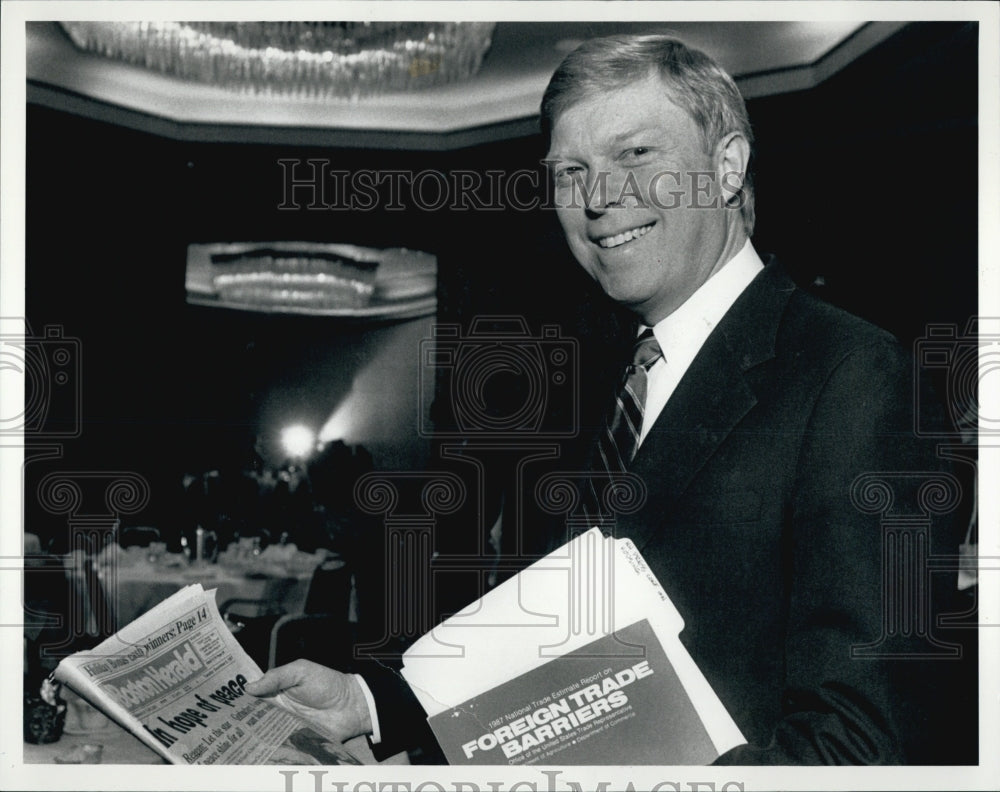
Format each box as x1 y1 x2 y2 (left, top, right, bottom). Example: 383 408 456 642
426 618 717 765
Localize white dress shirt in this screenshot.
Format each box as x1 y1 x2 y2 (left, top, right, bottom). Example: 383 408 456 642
639 240 764 445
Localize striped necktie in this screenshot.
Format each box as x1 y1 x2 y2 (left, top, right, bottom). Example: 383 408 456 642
581 329 663 526
580 330 662 527
597 328 663 471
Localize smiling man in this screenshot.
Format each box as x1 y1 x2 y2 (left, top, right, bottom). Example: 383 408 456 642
530 34 970 764
248 34 972 766
545 73 751 326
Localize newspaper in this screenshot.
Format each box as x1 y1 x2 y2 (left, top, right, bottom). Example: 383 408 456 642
53 584 360 765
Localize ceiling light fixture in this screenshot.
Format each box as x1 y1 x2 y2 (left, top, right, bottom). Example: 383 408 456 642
59 21 496 100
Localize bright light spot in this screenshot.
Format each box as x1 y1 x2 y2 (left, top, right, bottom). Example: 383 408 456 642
281 424 315 458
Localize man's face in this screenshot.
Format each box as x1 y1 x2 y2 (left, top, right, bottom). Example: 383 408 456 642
547 74 739 325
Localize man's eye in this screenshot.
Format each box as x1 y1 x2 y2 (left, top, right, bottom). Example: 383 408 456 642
555 166 584 182
623 147 650 161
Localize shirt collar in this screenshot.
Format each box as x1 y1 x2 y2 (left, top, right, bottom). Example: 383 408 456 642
647 240 765 366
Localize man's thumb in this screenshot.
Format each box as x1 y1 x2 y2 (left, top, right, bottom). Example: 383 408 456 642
245 666 298 698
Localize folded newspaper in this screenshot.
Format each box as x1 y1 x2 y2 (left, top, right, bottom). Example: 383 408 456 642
53 584 361 765
400 528 746 765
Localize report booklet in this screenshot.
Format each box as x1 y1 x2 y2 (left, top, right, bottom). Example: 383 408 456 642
400 528 746 765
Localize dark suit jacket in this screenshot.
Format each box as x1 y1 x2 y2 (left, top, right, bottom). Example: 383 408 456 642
603 261 972 763
363 260 975 765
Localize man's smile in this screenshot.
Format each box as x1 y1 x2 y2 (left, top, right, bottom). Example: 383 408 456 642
595 222 655 249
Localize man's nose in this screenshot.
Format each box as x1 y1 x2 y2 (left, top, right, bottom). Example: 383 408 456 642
581 171 623 218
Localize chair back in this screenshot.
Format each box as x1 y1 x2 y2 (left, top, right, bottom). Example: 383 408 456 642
302 558 351 618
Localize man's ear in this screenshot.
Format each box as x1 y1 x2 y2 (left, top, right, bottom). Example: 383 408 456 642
715 132 750 207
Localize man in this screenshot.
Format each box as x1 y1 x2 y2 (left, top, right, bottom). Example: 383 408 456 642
248 34 971 765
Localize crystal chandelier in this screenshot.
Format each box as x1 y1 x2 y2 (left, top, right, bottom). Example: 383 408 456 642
59 21 496 99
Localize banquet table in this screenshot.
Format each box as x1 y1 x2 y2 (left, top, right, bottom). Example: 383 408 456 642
102 559 314 628
23 724 164 764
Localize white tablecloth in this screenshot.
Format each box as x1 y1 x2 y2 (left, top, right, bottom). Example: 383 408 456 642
101 560 313 628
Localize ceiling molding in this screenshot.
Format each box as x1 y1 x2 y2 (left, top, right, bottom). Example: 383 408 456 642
737 21 909 99
26 21 909 150
26 80 543 151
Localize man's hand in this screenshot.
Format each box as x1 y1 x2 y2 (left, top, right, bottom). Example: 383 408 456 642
245 660 372 743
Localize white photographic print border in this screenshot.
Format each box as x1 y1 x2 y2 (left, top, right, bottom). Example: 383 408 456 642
2 2 997 790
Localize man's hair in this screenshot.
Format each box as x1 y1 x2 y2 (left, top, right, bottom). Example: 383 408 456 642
541 34 756 235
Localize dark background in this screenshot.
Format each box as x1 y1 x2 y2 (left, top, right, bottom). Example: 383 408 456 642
23 21 977 547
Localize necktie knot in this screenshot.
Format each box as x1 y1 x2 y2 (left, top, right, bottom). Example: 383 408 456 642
628 329 663 376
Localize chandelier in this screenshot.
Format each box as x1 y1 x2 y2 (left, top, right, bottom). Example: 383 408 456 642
59 21 497 99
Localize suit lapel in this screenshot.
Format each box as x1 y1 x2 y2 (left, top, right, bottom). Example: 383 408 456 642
622 261 795 550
